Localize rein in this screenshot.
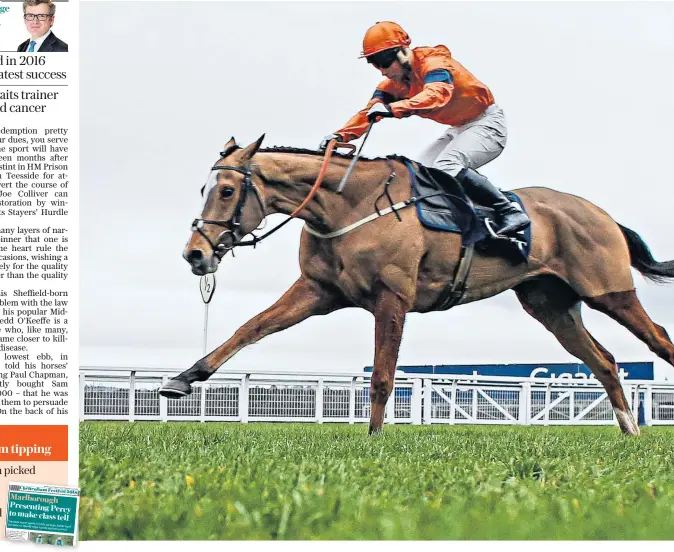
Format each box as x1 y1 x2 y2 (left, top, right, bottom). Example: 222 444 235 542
290 139 338 217
192 139 348 255
192 145 479 309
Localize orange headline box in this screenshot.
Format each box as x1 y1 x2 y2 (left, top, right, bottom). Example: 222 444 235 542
0 426 68 461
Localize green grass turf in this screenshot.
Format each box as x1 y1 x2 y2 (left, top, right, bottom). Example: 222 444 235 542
79 423 674 540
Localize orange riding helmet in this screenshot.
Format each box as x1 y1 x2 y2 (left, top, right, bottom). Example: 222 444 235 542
359 21 412 58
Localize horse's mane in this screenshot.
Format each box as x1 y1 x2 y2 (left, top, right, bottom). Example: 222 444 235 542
259 146 411 164
260 146 352 158
220 143 412 165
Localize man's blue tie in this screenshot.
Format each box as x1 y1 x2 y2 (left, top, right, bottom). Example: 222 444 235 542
27 41 36 52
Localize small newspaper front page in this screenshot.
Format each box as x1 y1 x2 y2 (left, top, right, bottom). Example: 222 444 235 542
0 0 78 546
4 483 79 546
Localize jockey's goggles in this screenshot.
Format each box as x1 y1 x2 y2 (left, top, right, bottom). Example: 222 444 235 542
366 48 399 69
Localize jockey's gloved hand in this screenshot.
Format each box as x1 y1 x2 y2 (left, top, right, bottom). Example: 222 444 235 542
319 133 342 150
367 103 394 122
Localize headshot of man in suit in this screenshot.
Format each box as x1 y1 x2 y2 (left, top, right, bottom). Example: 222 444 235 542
18 0 68 52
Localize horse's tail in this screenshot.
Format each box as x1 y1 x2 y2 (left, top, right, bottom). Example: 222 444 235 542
618 224 674 283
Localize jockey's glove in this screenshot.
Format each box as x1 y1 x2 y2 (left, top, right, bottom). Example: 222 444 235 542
319 133 343 150
367 103 394 122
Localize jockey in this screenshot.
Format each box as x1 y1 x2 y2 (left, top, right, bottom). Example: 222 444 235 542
320 21 530 236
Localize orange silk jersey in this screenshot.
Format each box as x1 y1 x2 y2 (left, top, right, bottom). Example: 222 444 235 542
336 46 495 141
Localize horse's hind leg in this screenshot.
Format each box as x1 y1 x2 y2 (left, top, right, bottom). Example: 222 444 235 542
585 290 674 368
515 278 639 436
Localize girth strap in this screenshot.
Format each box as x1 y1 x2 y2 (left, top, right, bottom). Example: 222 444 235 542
432 244 476 311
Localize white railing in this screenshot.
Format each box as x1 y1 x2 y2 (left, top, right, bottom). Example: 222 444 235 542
79 366 674 426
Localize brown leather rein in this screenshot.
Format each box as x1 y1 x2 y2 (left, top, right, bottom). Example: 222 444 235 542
194 139 355 256
290 139 355 217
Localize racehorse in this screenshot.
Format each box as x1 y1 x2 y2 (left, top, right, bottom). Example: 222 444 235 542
160 135 674 436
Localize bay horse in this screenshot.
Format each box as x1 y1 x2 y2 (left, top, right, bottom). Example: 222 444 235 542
160 135 674 436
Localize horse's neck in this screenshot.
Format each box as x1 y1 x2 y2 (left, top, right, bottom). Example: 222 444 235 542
257 153 389 230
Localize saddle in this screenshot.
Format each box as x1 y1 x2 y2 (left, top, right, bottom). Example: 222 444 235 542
403 160 532 263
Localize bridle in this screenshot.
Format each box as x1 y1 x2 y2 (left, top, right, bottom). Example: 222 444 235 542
191 140 342 257
192 159 303 257
192 163 268 257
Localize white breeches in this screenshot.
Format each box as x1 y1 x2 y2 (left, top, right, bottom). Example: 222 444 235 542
417 104 508 177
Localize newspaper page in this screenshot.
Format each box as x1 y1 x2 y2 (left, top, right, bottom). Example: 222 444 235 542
0 0 77 545
4 483 78 546
3 0 674 550
74 0 674 547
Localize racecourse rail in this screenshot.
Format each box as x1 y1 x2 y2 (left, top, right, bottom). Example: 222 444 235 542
79 366 674 426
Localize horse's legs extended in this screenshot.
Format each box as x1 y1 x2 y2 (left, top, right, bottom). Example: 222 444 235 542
585 290 674 367
159 277 342 398
515 278 639 435
369 287 408 435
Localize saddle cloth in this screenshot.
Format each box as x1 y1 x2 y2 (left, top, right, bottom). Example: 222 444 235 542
402 159 532 262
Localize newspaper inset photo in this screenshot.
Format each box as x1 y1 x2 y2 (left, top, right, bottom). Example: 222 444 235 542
0 1 70 53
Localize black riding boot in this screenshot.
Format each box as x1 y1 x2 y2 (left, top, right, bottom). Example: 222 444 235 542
457 168 530 235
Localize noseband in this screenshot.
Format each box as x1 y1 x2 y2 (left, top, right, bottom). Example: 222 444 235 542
192 164 266 256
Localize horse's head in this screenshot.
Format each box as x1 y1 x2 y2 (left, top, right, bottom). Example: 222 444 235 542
184 135 266 275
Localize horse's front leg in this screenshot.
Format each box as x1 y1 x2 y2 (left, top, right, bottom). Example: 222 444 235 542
369 287 408 435
159 277 340 398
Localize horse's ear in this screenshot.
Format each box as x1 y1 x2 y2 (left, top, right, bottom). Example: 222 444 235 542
223 137 237 150
240 134 265 162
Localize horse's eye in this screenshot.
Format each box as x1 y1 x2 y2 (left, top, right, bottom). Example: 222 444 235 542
221 187 235 199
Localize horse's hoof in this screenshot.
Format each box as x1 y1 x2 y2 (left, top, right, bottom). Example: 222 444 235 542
158 379 192 399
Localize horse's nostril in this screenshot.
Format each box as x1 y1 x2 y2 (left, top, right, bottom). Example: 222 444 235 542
185 249 204 264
